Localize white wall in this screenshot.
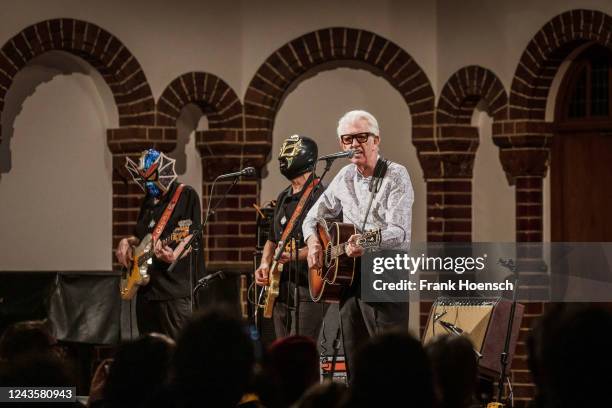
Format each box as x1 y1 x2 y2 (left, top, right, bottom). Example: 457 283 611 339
0 52 116 270
240 0 437 96
436 0 612 92
472 109 515 242
0 0 244 100
172 104 206 202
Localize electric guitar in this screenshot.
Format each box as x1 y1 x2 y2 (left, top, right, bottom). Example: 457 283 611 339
258 240 296 319
120 230 189 300
309 220 381 303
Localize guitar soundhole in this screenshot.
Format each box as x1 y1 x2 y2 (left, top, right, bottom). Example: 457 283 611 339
324 243 331 268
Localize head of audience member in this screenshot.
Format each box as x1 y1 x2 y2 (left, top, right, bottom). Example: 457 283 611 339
261 335 320 407
102 333 175 407
337 110 380 170
0 320 59 362
426 335 478 408
294 380 348 408
528 304 612 408
171 308 255 408
348 331 435 408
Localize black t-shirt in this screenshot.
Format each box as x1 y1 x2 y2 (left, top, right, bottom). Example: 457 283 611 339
268 179 325 289
134 182 203 300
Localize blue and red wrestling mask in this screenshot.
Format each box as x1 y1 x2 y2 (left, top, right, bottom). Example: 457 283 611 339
125 149 177 198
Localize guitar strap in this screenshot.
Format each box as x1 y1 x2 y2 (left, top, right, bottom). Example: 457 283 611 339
276 177 320 253
359 157 389 232
152 183 185 242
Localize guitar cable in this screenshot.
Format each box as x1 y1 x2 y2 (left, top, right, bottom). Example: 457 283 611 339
507 377 514 408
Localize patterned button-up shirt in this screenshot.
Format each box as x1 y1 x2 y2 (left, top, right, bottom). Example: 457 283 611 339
302 159 414 251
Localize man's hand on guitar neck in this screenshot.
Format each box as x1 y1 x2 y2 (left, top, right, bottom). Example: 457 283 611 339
346 234 364 257
153 234 193 264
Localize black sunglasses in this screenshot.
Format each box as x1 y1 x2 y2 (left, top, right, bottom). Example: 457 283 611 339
340 132 375 145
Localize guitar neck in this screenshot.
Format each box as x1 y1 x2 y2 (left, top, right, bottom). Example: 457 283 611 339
138 236 180 266
329 234 379 259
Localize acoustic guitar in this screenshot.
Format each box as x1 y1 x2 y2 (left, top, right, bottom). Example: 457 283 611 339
120 230 189 300
309 219 381 302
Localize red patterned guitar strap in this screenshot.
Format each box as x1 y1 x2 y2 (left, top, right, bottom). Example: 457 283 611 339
278 178 320 244
152 183 185 242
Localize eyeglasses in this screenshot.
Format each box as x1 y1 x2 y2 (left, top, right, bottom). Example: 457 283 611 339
340 132 375 145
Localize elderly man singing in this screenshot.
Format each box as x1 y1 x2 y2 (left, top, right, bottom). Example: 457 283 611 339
302 110 414 378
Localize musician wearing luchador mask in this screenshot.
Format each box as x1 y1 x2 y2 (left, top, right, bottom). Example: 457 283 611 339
255 135 329 341
116 149 203 339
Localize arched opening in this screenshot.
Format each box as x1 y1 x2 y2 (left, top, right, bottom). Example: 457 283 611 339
171 103 206 201
263 67 427 336
263 66 426 243
0 51 118 271
552 44 612 241
472 103 515 242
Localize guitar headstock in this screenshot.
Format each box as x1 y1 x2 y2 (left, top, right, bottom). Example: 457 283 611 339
168 228 190 244
357 229 382 249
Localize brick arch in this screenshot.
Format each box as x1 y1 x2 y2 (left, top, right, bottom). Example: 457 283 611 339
427 66 509 242
494 9 612 245
243 27 435 150
509 9 612 120
156 71 242 129
0 18 154 142
437 65 508 125
492 12 612 403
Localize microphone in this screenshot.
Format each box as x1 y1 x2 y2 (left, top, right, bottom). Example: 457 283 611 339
318 150 355 161
216 167 256 180
439 320 464 334
195 270 226 287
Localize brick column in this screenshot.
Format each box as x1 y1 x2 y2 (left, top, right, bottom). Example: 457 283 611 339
494 120 551 406
419 125 479 242
416 125 479 334
197 130 269 272
498 148 548 242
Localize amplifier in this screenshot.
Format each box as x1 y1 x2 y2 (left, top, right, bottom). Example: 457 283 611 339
256 205 275 248
320 355 347 384
422 297 524 377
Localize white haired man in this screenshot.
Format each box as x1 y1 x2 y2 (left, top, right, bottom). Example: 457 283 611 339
302 110 414 378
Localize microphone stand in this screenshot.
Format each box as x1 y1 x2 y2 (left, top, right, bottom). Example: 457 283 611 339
168 174 242 309
489 260 520 408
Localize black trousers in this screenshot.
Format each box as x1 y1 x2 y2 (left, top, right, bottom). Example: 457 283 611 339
136 295 192 340
273 282 329 345
339 294 409 380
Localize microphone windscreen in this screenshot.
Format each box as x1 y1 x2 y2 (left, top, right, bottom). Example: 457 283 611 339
242 167 256 177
